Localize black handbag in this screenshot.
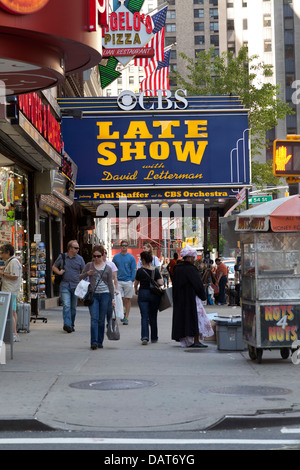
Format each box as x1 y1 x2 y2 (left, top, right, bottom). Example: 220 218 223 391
143 268 163 297
83 284 94 306
83 264 106 306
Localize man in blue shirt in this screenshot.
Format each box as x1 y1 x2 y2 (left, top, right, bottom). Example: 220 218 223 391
112 240 136 325
53 240 85 333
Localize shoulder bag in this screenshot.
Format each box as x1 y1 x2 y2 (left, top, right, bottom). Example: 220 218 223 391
143 268 163 297
83 264 106 306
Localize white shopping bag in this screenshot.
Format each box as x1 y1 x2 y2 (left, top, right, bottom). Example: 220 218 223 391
114 293 124 320
75 279 90 299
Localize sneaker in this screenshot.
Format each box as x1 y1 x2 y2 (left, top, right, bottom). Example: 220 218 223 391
123 318 128 325
91 344 97 350
141 339 148 345
13 333 20 342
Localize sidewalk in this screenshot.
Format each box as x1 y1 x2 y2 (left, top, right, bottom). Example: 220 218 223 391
1 298 300 432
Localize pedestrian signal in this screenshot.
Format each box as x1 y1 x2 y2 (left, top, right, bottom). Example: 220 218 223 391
273 139 300 177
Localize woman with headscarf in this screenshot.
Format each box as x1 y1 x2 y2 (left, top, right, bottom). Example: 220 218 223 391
171 245 214 348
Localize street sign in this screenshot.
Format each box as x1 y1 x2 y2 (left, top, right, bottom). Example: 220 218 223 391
248 195 272 204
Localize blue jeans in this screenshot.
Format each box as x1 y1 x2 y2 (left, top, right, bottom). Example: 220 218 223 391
218 276 228 304
138 289 160 342
88 292 112 347
60 286 78 328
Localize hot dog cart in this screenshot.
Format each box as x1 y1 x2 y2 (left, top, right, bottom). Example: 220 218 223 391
235 195 300 363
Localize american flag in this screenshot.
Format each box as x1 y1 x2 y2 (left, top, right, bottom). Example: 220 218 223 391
134 5 167 66
236 188 247 202
140 48 171 96
151 5 168 34
143 28 165 73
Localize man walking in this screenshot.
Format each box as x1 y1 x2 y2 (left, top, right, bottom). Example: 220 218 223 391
53 240 85 333
112 240 136 325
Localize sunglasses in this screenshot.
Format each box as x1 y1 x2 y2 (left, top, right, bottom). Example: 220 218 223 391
121 244 128 247
93 254 102 258
72 246 79 250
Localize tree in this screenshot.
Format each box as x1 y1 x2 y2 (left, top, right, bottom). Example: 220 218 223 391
173 47 293 186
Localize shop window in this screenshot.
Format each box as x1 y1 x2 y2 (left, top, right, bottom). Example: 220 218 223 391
0 167 29 302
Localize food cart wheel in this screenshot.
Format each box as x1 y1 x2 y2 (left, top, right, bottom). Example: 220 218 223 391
280 348 290 359
248 346 257 361
256 348 263 364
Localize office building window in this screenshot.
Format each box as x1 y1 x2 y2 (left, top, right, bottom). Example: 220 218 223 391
194 0 204 3
167 10 176 18
194 9 204 18
165 36 176 47
263 14 271 27
209 8 218 19
195 35 205 45
210 35 219 46
264 40 272 52
166 23 176 32
243 19 248 30
210 21 219 32
227 19 234 30
195 22 205 31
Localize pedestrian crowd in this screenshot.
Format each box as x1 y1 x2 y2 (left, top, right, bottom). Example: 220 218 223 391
51 240 224 350
0 238 233 350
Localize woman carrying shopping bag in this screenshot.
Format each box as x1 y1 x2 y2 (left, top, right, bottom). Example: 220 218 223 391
79 245 114 350
134 251 164 345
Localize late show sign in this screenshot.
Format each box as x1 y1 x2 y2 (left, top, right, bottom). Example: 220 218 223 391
61 92 250 190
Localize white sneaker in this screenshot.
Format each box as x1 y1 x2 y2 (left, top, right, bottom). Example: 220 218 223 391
13 334 20 342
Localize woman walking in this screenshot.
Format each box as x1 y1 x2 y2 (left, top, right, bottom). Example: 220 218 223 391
80 245 114 350
134 251 164 345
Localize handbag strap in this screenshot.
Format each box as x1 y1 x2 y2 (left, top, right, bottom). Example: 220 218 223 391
92 262 107 291
142 268 160 288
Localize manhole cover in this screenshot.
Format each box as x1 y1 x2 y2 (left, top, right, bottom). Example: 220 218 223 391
200 385 292 397
69 379 157 391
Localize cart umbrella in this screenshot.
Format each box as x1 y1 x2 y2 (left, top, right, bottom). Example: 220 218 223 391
235 194 300 232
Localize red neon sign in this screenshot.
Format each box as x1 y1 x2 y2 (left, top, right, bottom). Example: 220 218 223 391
88 0 109 31
18 93 62 154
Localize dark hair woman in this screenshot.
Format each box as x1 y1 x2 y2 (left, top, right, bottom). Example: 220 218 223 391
134 251 163 345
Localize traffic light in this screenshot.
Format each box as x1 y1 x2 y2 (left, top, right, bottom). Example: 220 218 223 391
273 139 300 177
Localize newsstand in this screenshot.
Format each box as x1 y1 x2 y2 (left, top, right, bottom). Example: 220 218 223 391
235 195 300 363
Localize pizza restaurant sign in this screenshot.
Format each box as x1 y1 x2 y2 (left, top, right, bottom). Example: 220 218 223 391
103 3 153 65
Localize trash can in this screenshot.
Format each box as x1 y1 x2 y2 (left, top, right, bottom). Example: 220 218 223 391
215 317 245 351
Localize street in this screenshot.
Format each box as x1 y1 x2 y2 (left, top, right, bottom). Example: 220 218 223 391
0 427 300 451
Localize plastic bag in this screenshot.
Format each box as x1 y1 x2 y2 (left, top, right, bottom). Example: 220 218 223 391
75 279 90 299
114 293 124 320
107 309 120 340
207 285 214 295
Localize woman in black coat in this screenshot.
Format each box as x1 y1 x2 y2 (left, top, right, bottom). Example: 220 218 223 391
171 246 210 348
